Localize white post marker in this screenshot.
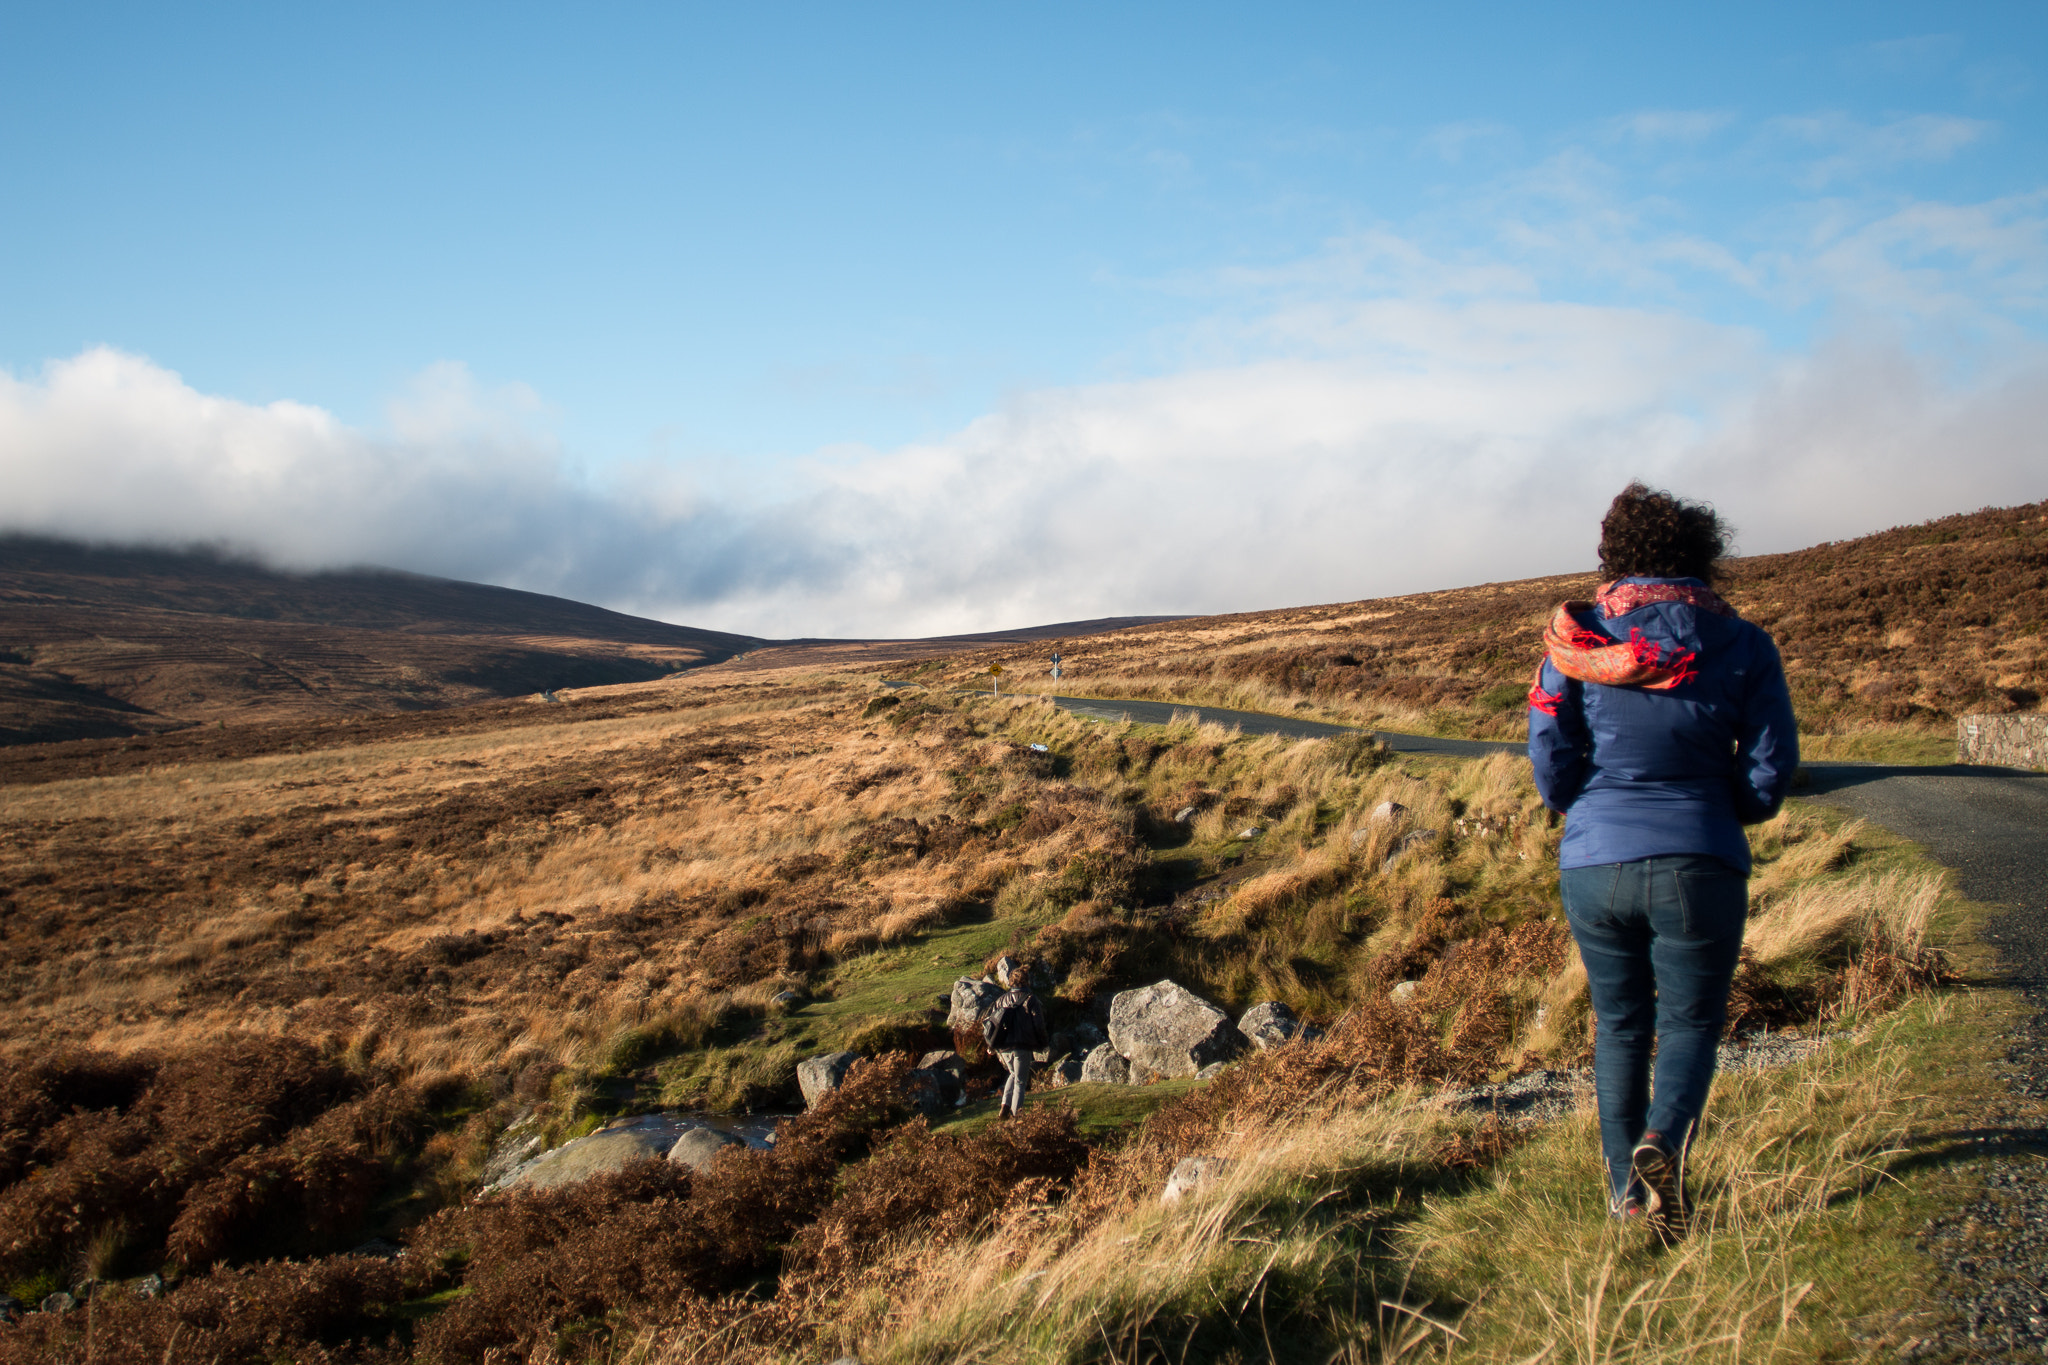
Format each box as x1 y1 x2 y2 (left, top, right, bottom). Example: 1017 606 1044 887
1050 649 1062 683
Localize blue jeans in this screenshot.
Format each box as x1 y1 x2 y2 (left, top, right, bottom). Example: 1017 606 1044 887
1560 855 1747 1205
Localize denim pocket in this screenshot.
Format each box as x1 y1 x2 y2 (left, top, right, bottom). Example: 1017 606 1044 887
1673 866 1748 942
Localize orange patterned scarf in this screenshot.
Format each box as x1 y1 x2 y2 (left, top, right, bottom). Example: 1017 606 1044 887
1527 581 1736 714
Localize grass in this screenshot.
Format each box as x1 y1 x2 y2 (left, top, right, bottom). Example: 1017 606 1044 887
776 970 2024 1365
933 1078 1205 1140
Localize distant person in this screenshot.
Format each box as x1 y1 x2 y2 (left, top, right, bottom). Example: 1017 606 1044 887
982 966 1050 1119
1528 482 1797 1241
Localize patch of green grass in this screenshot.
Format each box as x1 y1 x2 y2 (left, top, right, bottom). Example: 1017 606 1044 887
655 918 1026 1111
932 1078 1205 1140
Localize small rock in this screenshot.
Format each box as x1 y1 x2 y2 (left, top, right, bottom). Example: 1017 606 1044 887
349 1238 402 1260
1048 1055 1084 1087
1162 1155 1231 1205
1369 800 1408 826
770 989 803 1009
1390 980 1420 1003
993 955 1022 989
1237 1001 1302 1050
1382 829 1439 869
1173 806 1198 824
133 1274 164 1300
1080 1043 1131 1085
41 1292 77 1315
909 1056 966 1106
1195 1061 1228 1080
1236 826 1262 840
798 1051 861 1108
668 1127 745 1170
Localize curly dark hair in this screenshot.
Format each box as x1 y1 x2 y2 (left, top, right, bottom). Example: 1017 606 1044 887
1597 482 1731 583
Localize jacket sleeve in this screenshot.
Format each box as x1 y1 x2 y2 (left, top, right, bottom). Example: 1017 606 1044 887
1733 633 1799 824
1528 658 1590 813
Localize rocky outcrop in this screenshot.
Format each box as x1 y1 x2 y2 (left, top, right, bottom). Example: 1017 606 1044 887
798 1051 861 1108
1080 1043 1131 1085
993 955 1022 988
667 1127 744 1171
1047 1055 1085 1087
1046 1021 1106 1066
947 977 1003 1031
1161 1155 1231 1205
1108 980 1246 1081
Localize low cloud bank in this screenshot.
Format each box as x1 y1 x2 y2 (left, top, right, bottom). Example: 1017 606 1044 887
2 317 2043 638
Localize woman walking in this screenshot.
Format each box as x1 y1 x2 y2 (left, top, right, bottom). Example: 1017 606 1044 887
1528 482 1798 1240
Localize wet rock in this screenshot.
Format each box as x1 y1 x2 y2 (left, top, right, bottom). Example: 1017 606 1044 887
947 977 1003 1031
667 1126 745 1170
798 1051 861 1108
1108 980 1247 1080
1080 1043 1131 1085
134 1274 164 1299
1161 1155 1232 1206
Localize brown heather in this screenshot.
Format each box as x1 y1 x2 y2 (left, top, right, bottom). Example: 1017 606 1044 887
0 502 2004 1361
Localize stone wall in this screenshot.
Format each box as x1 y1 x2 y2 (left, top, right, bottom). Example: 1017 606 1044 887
1958 714 2048 771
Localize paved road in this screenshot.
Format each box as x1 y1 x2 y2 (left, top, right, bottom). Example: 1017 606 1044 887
1802 761 2048 986
1042 694 1524 758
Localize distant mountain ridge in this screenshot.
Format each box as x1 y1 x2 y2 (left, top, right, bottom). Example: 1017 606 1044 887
0 537 766 745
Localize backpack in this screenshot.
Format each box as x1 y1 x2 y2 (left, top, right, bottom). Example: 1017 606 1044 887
981 1001 1023 1051
981 990 1041 1051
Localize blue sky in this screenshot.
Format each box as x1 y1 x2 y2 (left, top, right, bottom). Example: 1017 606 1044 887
3 3 2044 634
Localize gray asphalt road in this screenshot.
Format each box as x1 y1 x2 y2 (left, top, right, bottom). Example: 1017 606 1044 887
1802 761 2048 984
1044 694 1524 758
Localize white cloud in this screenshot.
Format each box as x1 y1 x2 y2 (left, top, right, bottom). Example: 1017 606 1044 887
4 128 2043 640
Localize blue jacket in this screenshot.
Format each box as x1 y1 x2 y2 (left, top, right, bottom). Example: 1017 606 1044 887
1528 578 1798 874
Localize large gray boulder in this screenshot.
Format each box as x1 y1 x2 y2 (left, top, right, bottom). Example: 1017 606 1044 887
491 1114 687 1193
667 1127 744 1171
1108 980 1246 1081
947 977 1003 1031
798 1051 861 1108
1079 1043 1131 1085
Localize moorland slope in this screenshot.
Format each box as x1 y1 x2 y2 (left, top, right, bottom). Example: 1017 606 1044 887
0 537 767 745
742 498 2048 753
0 500 2034 1362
